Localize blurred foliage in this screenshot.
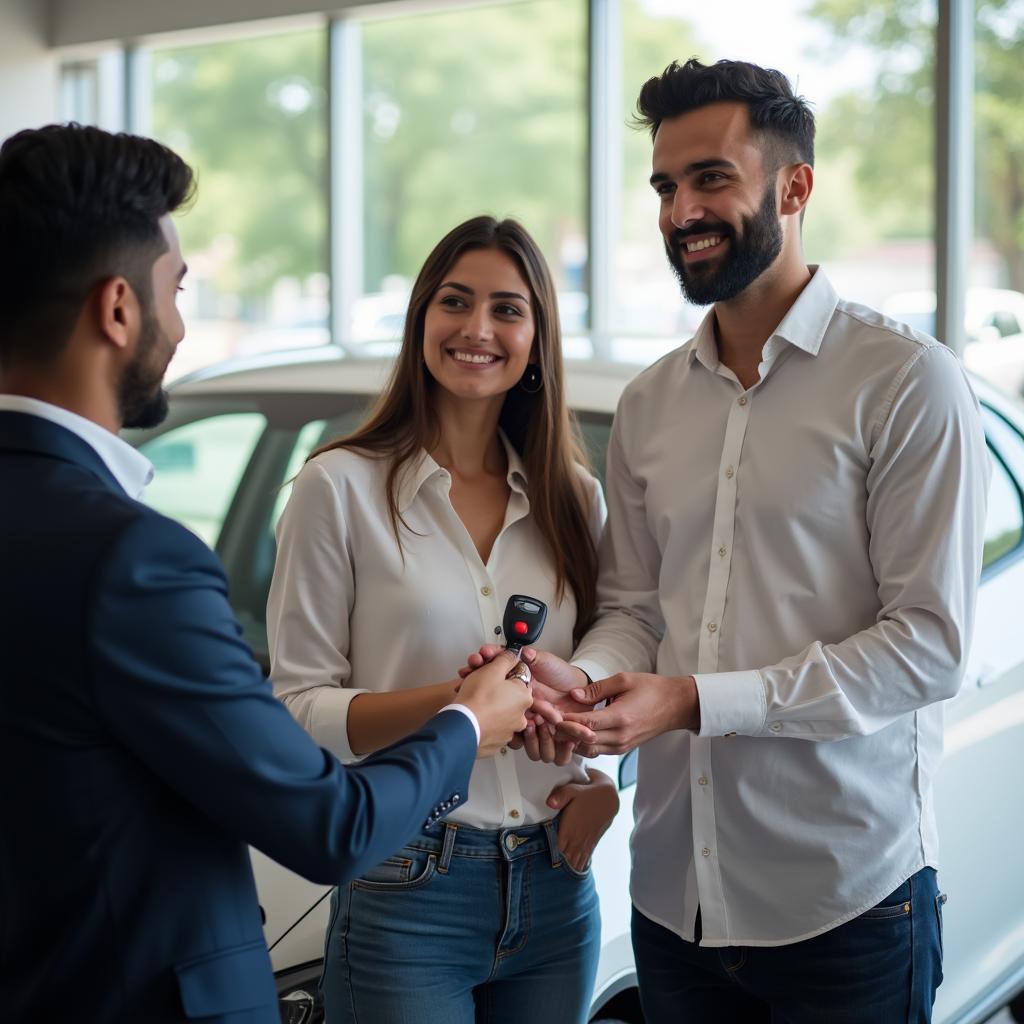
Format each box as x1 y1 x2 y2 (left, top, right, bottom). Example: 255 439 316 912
147 0 704 308
149 0 1022 310
151 31 327 306
808 0 1024 288
975 0 1024 289
619 2 702 240
360 0 587 290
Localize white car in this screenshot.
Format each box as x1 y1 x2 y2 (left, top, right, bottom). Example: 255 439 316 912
130 349 1024 1024
883 289 1024 399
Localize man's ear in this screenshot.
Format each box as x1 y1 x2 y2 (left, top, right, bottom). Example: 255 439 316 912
779 163 813 217
94 276 138 352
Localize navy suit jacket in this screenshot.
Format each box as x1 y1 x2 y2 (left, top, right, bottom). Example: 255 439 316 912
0 410 476 1023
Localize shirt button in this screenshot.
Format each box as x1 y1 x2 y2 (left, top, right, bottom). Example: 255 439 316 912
707 622 718 633
698 776 708 786
481 585 492 597
500 747 508 756
702 847 711 857
718 545 727 557
509 809 521 819
738 396 748 406
725 466 735 479
724 731 737 738
494 626 502 635
770 722 782 733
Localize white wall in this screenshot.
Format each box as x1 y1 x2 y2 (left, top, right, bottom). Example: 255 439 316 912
0 0 59 140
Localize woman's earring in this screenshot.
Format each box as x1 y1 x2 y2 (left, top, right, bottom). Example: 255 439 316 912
519 363 543 394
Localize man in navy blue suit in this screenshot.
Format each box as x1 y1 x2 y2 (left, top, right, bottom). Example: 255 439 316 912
0 124 532 1023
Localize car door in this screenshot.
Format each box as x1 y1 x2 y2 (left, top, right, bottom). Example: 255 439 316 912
933 398 1024 1024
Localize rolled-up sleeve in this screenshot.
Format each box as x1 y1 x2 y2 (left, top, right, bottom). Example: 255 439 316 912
267 461 368 762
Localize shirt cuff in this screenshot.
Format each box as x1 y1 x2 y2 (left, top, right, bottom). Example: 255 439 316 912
438 703 481 745
694 670 766 738
309 686 371 764
570 659 610 687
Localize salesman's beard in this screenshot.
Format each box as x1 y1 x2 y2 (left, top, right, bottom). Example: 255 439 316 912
118 307 172 430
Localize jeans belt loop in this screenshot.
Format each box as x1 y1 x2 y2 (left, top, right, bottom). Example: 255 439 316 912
438 822 458 874
542 819 562 868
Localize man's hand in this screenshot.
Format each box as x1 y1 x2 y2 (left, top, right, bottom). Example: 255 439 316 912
547 768 619 873
562 673 701 756
455 649 532 758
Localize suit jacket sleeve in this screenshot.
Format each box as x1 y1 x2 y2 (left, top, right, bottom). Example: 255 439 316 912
86 511 476 885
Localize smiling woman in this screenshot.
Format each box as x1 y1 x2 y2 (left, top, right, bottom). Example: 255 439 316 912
266 214 616 1024
423 248 536 404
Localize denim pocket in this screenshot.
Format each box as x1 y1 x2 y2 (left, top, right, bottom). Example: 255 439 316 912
859 878 913 920
559 854 593 880
935 892 947 955
352 851 438 892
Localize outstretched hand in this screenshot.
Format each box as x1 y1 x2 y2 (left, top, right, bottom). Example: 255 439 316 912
560 672 701 757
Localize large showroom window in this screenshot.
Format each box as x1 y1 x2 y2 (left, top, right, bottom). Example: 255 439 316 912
613 0 936 364
56 0 1007 397
146 29 329 379
354 0 587 346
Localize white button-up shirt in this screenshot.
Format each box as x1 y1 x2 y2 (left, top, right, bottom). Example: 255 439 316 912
573 268 989 947
268 433 604 828
0 394 154 498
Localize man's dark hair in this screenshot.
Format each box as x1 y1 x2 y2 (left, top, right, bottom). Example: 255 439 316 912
0 123 194 367
635 58 815 171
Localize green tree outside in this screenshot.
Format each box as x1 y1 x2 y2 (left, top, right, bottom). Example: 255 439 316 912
150 30 328 315
808 0 1024 289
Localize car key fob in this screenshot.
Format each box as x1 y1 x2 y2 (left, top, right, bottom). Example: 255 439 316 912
501 595 547 685
503 595 547 657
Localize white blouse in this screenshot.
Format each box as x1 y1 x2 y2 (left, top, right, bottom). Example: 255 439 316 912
268 432 605 828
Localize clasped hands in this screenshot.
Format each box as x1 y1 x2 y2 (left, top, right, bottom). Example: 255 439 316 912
459 645 701 764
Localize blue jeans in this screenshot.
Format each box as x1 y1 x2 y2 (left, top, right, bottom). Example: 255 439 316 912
322 816 601 1024
632 867 945 1024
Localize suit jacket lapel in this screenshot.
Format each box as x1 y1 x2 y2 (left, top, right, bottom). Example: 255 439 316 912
0 410 126 496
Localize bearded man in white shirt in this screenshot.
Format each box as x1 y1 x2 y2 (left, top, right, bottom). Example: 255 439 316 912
470 58 989 1022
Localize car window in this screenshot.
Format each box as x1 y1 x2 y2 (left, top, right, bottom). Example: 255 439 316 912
984 452 1024 568
576 412 612 492
270 418 329 532
981 406 1024 571
225 406 372 668
138 412 267 547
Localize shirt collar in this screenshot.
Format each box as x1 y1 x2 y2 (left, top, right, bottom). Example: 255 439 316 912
770 266 838 357
685 266 839 371
396 428 529 513
0 395 154 499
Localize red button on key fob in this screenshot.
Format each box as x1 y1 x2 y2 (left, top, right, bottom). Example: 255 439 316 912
514 621 528 635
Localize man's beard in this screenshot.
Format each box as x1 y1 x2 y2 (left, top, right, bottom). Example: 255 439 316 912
118 307 171 429
665 182 783 306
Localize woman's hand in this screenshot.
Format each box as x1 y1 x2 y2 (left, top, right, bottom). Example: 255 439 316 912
458 645 597 762
547 768 620 873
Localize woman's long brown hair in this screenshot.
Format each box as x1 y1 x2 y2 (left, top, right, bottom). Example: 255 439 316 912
309 216 598 641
